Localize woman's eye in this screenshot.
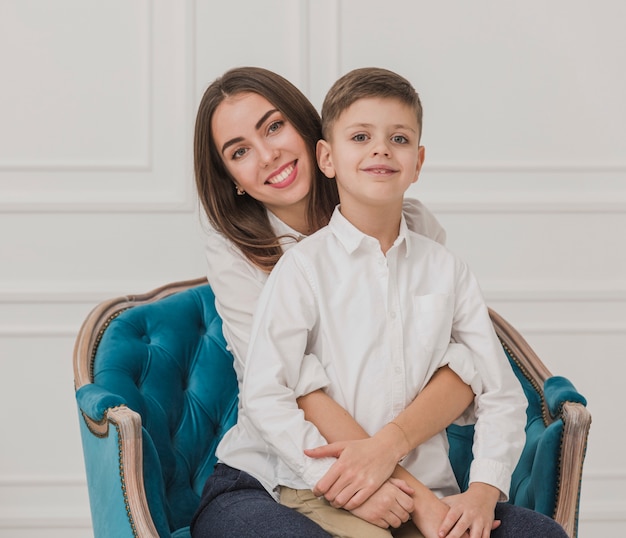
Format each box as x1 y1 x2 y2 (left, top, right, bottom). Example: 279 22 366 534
352 133 368 142
232 147 248 159
392 135 408 144
268 120 283 133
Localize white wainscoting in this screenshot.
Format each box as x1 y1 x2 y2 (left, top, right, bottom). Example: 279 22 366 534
1 0 624 535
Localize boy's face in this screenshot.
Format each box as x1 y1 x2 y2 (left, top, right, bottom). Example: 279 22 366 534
317 97 424 209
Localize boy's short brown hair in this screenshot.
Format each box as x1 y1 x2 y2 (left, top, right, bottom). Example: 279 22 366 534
321 67 423 140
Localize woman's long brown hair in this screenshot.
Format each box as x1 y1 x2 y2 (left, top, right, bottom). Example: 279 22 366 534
194 67 338 272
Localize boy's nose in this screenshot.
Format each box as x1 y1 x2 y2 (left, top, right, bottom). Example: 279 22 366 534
371 139 391 157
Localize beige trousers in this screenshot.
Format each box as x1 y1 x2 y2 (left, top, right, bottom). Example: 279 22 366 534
280 487 424 538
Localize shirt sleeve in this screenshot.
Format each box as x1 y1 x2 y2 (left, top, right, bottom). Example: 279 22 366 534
450 258 528 500
403 197 447 245
241 250 335 489
435 343 481 426
205 227 265 382
206 227 330 397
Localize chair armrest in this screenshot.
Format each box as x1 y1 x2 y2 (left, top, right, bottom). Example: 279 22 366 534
542 378 590 538
553 401 591 538
77 393 162 538
76 384 127 421
544 376 587 418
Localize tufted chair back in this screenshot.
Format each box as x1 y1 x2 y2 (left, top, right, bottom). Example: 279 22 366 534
74 280 238 537
74 280 590 538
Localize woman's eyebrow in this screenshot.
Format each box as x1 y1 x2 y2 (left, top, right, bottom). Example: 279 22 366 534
255 109 278 129
221 109 279 155
221 137 244 155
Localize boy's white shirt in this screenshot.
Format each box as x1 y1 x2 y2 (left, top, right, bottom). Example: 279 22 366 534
214 206 527 501
205 197 447 386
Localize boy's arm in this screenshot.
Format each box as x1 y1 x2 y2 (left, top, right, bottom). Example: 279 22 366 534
300 363 474 510
298 372 474 538
450 259 527 501
241 252 337 487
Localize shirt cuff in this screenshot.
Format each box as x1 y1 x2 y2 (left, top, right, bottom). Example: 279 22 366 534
300 456 336 491
293 353 331 398
468 458 511 501
438 343 482 425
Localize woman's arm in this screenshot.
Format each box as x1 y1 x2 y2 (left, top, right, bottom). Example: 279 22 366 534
298 366 475 538
299 364 474 510
205 228 267 376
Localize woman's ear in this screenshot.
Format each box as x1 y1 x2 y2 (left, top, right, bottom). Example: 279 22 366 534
316 139 336 179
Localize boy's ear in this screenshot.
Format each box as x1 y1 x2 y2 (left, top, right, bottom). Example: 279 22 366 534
413 145 426 184
316 139 336 179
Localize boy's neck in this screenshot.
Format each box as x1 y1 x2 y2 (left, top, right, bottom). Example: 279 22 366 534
339 199 403 254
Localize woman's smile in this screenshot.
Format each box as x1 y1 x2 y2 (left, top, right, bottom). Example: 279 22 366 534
266 161 297 187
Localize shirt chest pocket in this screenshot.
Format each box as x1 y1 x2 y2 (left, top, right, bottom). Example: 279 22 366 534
412 294 455 351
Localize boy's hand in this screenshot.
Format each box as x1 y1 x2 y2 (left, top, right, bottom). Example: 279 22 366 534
305 430 405 509
349 478 414 529
438 482 501 538
410 494 470 538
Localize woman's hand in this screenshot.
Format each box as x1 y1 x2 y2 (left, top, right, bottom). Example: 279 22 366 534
348 478 414 529
305 424 408 510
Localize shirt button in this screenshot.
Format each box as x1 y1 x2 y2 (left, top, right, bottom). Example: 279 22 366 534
390 311 397 319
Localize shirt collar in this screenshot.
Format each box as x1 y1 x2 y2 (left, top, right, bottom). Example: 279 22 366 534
328 206 411 257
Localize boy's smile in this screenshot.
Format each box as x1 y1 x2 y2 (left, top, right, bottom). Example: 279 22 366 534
317 97 425 214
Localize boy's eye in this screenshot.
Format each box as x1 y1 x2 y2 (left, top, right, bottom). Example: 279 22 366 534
392 135 408 144
352 133 368 142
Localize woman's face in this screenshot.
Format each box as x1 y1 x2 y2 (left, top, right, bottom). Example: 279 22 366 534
211 92 314 225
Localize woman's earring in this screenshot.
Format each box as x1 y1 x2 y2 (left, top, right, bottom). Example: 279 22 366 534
235 186 245 196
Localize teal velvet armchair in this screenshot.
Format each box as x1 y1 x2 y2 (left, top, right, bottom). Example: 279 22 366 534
73 278 591 538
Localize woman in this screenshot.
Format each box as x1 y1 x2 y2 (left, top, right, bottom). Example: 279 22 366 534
190 67 566 538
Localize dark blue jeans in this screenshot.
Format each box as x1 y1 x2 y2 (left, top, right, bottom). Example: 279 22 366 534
192 464 568 538
191 464 332 537
492 502 569 537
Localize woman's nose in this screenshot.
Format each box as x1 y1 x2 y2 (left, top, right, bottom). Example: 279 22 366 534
259 144 279 168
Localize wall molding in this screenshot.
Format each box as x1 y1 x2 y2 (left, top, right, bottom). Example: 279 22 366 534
0 326 78 338
0 0 196 213
428 199 626 214
0 473 622 528
3 322 622 340
0 477 91 530
425 163 626 174
306 0 341 108
2 279 624 304
0 518 92 530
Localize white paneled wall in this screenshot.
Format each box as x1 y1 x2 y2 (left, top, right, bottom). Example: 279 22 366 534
0 1 623 535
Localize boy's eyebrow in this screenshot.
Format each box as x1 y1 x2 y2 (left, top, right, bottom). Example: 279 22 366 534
345 122 417 133
221 108 279 155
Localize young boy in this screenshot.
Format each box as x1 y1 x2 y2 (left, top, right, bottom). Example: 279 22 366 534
236 68 566 538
